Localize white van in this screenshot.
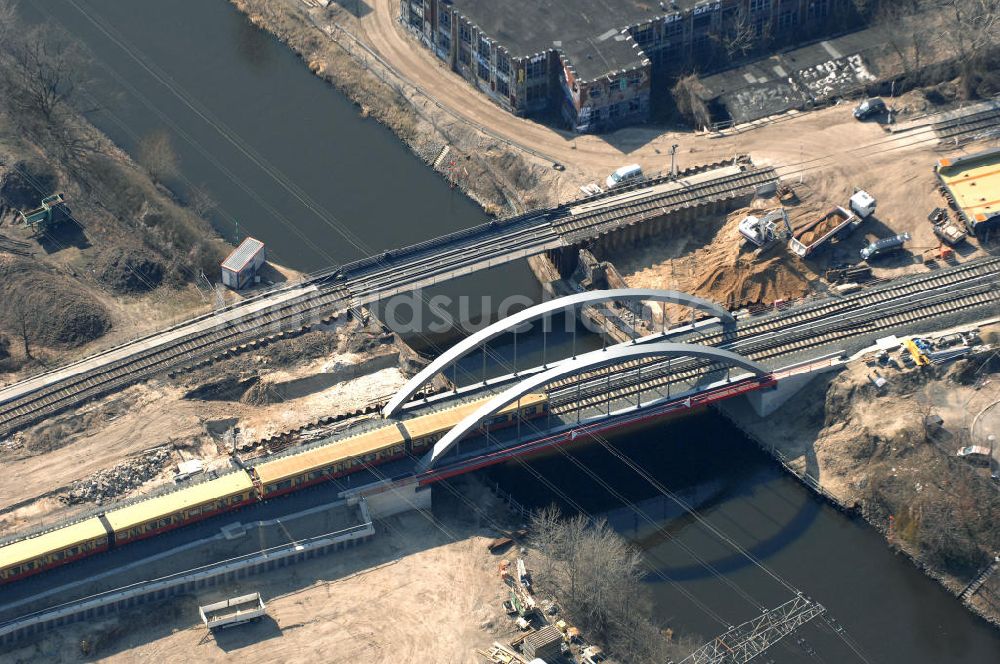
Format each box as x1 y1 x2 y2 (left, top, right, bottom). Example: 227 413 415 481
606 164 643 189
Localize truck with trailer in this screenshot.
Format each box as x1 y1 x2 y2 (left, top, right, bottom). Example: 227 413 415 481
788 190 876 258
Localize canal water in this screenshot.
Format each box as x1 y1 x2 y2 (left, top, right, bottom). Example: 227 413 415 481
25 1 1000 661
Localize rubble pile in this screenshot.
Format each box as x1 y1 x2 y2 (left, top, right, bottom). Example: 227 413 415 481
64 447 173 505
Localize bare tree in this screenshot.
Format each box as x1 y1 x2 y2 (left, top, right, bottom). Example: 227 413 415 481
671 74 713 130
137 129 180 183
8 297 33 358
718 6 758 59
2 28 79 123
529 506 683 662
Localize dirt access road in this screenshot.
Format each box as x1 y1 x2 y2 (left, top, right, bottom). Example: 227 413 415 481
353 0 919 197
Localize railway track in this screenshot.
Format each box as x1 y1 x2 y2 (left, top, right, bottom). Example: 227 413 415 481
0 287 350 438
934 103 1000 142
548 261 1000 411
555 166 777 242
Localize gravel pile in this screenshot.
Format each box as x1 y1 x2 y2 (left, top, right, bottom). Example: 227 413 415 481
65 447 172 505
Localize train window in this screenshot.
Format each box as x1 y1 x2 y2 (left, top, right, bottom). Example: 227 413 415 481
492 415 508 425
523 406 537 416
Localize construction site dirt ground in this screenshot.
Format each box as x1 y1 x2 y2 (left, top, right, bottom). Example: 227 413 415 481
0 321 413 538
601 139 996 311
5 511 519 664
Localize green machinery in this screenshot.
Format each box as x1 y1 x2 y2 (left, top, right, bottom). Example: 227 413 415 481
18 194 70 234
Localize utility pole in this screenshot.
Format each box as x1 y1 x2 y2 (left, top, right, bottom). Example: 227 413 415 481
679 595 827 664
670 143 679 179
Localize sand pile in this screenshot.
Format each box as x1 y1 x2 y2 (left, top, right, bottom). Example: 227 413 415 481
607 205 814 311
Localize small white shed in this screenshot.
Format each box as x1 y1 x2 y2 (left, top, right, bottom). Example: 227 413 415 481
221 237 266 290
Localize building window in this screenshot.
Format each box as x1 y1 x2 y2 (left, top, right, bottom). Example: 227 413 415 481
438 10 450 30
808 0 831 19
750 0 770 13
459 46 471 65
609 103 621 118
633 24 653 47
460 22 471 44
497 78 509 97
438 33 451 52
629 98 641 112
478 35 490 55
778 7 798 28
526 57 546 79
478 61 490 80
497 55 510 75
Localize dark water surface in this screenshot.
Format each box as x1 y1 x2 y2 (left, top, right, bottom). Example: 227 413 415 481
23 0 490 272
489 414 1000 663
22 1 1000 661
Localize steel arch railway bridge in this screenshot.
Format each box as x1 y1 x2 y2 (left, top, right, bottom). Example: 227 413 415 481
376 289 770 471
383 288 737 418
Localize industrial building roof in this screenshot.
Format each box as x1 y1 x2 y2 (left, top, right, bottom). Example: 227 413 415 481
937 148 1000 226
451 0 665 80
221 237 265 272
698 30 881 125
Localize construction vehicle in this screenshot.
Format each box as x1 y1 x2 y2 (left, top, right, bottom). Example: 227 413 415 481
516 558 532 592
904 338 931 367
928 207 968 246
738 208 791 248
18 193 70 235
789 206 858 257
581 645 607 663
788 189 876 258
860 232 910 261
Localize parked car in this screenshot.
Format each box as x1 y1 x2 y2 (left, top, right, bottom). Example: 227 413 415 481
853 97 886 120
606 164 643 188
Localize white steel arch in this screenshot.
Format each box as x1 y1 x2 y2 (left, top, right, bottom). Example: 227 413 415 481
425 341 767 467
383 288 734 417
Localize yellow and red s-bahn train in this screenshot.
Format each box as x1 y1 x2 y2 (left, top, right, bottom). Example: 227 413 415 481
0 394 548 585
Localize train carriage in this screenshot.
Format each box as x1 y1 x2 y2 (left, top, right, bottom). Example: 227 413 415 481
104 472 255 545
252 393 550 499
404 392 549 452
0 393 551 586
252 425 408 499
0 518 110 584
